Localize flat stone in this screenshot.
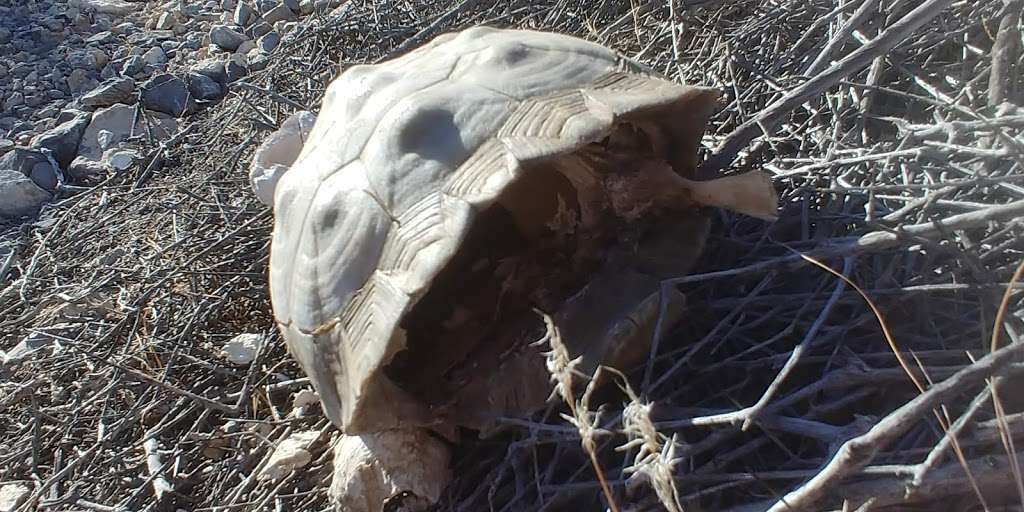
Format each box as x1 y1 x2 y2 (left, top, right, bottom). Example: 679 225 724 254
30 110 92 168
282 0 300 13
258 430 320 481
140 74 198 117
103 148 137 171
80 77 135 107
187 73 223 101
262 3 296 23
78 103 177 161
210 24 248 52
246 21 272 39
68 0 139 16
0 139 14 156
222 333 263 365
0 169 51 218
86 31 118 44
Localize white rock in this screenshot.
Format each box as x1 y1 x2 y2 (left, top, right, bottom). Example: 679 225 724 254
330 429 451 512
221 333 263 365
1 325 73 366
289 388 319 417
155 12 176 30
0 170 51 218
79 104 177 161
248 110 316 206
292 388 319 408
97 129 114 150
258 430 321 481
0 484 30 512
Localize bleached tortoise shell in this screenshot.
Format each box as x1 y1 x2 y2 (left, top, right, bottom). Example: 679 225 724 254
269 26 726 433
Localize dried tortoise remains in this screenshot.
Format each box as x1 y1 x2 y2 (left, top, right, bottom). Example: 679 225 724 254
263 26 777 511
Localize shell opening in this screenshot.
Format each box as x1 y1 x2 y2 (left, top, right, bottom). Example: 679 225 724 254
383 121 711 429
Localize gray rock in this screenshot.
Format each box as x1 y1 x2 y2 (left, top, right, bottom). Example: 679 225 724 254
0 169 51 218
234 2 254 26
282 0 300 13
141 74 198 117
274 20 297 35
78 104 177 161
30 111 92 168
155 12 176 30
25 94 45 108
68 50 99 70
247 21 272 39
120 55 146 76
210 24 248 52
255 0 278 13
257 31 280 53
0 139 14 156
0 149 58 192
225 55 248 82
262 4 296 23
187 73 223 101
57 109 91 124
68 0 139 16
86 31 118 44
103 149 137 171
298 0 314 15
4 93 24 111
67 155 107 179
0 148 49 177
29 162 59 191
191 58 228 84
237 39 258 55
142 46 167 66
247 50 269 71
68 69 98 95
222 0 238 10
80 77 135 107
128 30 175 45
